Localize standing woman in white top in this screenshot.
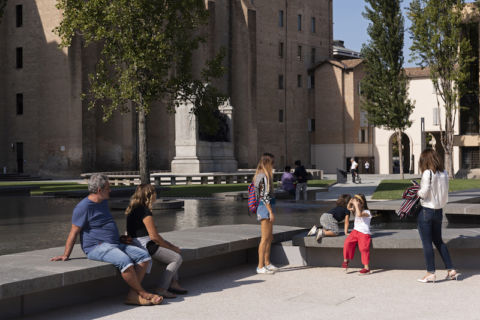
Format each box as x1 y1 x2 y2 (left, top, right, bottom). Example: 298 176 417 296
417 149 460 283
254 153 278 274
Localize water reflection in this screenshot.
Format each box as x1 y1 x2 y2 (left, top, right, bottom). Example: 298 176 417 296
0 196 332 255
2 196 478 256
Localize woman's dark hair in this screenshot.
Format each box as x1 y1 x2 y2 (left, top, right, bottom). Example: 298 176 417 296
354 194 368 210
284 166 291 172
418 149 444 173
336 194 351 208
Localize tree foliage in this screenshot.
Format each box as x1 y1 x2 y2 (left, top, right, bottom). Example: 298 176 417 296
361 0 414 177
408 0 474 177
0 0 7 21
55 0 226 182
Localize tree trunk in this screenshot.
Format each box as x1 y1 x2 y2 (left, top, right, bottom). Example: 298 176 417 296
397 130 404 180
442 115 455 179
138 106 150 184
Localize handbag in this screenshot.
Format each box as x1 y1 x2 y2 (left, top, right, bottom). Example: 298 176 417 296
146 240 159 255
409 197 422 218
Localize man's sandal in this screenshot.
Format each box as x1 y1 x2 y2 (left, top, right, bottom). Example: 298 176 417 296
124 292 163 306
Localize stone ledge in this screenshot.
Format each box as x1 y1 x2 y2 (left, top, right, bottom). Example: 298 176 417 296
0 225 303 301
293 228 480 249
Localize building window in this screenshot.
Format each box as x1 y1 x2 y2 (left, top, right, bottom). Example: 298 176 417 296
297 45 302 60
311 47 316 64
278 75 284 89
279 42 284 58
308 74 315 89
360 111 368 127
16 93 23 115
461 147 480 169
16 5 23 28
359 128 368 143
308 119 315 132
311 17 316 33
433 107 440 125
279 109 284 122
16 47 23 68
297 14 302 31
297 74 302 88
279 10 284 27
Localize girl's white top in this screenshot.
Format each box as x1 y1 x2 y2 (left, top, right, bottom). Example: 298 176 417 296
417 169 449 209
353 209 371 235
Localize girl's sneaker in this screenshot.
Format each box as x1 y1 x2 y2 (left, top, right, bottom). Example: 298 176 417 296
265 264 278 271
341 261 348 273
359 268 371 275
256 267 275 274
316 229 325 242
307 225 318 236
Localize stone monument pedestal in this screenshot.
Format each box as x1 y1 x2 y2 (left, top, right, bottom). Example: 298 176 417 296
171 100 237 173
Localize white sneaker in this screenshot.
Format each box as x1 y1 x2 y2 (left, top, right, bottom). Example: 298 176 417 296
265 264 278 271
316 229 324 241
256 267 275 274
307 225 318 236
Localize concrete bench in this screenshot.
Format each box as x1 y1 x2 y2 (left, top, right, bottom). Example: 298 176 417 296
287 228 480 270
0 224 303 319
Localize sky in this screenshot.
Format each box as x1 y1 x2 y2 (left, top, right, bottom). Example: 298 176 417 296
333 0 415 68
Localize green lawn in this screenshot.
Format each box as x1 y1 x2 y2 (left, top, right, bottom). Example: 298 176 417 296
0 180 334 197
0 179 335 197
158 179 335 198
372 179 480 200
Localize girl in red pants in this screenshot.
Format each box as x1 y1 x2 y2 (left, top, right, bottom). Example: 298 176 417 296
342 194 372 274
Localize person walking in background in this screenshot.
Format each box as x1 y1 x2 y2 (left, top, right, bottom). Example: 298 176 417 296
350 158 359 183
125 184 187 298
364 161 370 174
294 160 308 201
254 153 278 274
342 194 372 275
416 149 460 283
51 174 163 306
315 194 352 241
281 166 296 197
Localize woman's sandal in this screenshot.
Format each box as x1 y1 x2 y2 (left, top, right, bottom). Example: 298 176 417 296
156 288 177 299
168 286 188 295
446 270 461 281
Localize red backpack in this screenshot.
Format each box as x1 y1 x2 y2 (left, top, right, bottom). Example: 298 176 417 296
247 182 259 215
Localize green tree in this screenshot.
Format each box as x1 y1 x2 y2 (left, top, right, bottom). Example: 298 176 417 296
0 0 7 21
55 0 225 183
408 0 474 178
361 0 414 179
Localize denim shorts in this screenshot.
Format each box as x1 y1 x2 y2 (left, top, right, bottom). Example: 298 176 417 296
87 242 151 273
256 199 275 221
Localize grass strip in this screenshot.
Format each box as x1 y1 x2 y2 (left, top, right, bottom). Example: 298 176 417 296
373 179 480 200
0 179 335 197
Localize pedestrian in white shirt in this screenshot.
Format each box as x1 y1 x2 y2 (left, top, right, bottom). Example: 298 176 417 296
350 158 359 183
416 149 460 283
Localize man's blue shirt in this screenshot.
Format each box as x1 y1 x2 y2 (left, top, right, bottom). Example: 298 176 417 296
72 197 120 254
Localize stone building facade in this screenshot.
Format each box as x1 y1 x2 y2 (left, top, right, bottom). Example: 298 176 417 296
310 59 374 174
0 0 333 177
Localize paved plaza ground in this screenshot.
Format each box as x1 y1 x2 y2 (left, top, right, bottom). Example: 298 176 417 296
23 264 478 320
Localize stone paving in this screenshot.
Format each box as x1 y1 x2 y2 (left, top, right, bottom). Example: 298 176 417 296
22 264 480 320
316 174 391 202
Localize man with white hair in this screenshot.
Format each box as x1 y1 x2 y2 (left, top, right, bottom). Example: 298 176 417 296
51 173 162 306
